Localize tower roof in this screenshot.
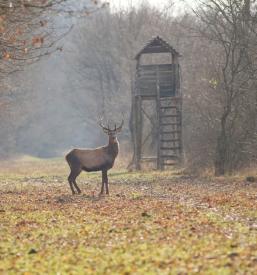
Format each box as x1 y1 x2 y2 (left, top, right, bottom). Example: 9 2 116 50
135 36 180 60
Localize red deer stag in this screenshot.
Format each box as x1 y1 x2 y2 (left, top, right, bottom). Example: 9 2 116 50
65 120 123 195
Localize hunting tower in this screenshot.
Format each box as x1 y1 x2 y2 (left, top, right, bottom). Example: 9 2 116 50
132 36 182 170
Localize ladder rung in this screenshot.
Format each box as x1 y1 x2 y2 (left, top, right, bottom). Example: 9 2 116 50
141 157 157 162
161 155 179 159
160 106 178 109
161 139 180 143
160 97 181 101
160 115 179 118
161 147 181 150
161 123 180 126
161 131 181 134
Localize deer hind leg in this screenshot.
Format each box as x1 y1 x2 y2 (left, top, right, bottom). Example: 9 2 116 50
72 169 82 194
73 178 81 194
68 168 82 195
68 172 76 195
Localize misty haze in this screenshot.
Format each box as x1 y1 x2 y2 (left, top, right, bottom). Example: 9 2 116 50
0 0 256 274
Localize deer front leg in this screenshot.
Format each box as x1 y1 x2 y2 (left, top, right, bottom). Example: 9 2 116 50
103 170 109 195
100 170 105 195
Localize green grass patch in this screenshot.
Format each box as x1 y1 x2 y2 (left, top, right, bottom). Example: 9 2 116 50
0 158 256 274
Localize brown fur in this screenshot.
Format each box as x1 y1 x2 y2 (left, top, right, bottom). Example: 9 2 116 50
65 135 120 195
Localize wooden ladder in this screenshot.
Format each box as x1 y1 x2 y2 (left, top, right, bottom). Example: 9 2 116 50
157 97 182 169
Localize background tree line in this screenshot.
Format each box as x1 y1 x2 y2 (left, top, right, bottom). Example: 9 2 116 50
0 0 256 175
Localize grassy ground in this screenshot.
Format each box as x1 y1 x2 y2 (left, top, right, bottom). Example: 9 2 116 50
0 157 257 274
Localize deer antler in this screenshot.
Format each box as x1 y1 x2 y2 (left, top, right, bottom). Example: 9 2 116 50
98 117 123 132
116 119 124 132
98 117 110 132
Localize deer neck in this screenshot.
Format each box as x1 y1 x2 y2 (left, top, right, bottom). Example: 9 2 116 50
107 136 119 158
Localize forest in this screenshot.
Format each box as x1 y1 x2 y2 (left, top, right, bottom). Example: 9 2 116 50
0 0 256 274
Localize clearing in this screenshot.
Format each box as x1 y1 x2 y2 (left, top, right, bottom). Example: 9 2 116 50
0 158 257 274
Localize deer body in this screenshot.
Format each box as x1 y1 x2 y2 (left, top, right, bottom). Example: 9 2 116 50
65 121 122 195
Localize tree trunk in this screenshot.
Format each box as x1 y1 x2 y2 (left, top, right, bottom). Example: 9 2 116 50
214 111 229 176
127 95 136 170
214 132 227 176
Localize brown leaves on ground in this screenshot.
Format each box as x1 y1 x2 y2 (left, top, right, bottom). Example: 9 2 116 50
0 160 256 274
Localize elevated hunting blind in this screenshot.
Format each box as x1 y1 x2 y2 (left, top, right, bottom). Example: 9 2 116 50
132 36 183 170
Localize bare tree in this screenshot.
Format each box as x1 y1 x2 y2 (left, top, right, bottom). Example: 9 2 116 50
0 0 104 76
0 0 105 158
193 0 257 175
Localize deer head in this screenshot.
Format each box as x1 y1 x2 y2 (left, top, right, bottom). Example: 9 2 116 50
98 119 124 141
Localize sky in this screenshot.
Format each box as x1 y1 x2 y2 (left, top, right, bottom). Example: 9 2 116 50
110 0 196 12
